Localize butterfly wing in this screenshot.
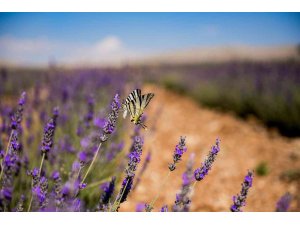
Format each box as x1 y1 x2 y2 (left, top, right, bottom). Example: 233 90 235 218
124 89 141 119
127 100 137 120
123 89 154 127
141 93 154 111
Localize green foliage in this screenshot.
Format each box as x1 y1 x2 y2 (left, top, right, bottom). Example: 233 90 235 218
255 161 269 176
159 61 300 137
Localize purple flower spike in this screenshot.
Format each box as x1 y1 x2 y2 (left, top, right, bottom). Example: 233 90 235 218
114 136 144 210
194 138 220 181
78 151 87 165
79 183 87 190
276 193 292 212
41 107 59 156
52 171 60 180
173 153 195 212
117 176 133 204
169 136 187 171
98 176 116 211
0 150 4 159
99 94 120 142
11 92 26 130
136 203 145 212
19 92 26 105
161 205 168 212
230 170 254 212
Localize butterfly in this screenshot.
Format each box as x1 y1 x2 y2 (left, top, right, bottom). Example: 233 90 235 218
122 89 154 129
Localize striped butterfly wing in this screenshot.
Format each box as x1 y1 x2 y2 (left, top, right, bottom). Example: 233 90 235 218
128 100 137 120
140 93 154 112
124 89 142 120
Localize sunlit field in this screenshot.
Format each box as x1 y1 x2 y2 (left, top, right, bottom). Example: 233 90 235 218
1 12 300 213
0 60 299 212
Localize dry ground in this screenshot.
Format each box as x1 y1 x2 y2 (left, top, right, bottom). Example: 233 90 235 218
120 84 300 212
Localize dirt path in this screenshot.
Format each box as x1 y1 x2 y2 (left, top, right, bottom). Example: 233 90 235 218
120 84 300 212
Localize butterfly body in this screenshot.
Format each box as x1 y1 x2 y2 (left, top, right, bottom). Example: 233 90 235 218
122 89 154 129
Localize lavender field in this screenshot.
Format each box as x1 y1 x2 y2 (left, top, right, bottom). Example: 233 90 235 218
1 13 300 213
0 61 299 212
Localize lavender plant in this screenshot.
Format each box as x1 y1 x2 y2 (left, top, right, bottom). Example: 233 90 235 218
132 151 151 191
194 139 220 182
0 69 265 212
79 94 120 189
173 153 195 212
146 137 187 211
111 136 144 211
230 170 254 212
97 176 116 211
161 205 168 212
0 92 26 182
275 193 292 212
27 107 59 211
169 136 187 171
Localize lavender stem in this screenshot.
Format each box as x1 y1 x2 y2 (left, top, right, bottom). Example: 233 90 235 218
0 131 13 182
81 142 102 184
111 178 130 212
27 153 46 212
85 178 110 189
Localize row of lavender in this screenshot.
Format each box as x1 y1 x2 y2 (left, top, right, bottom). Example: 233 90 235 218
143 61 300 137
0 68 292 211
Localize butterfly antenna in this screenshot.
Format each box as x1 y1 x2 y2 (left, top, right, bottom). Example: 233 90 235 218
140 123 147 130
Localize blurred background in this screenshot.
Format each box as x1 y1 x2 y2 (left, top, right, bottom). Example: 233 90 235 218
0 13 300 212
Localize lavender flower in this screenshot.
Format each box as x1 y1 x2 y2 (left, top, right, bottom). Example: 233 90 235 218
52 171 63 210
0 150 4 159
136 203 145 212
100 94 120 142
78 151 87 167
169 136 187 171
161 205 168 212
117 176 133 204
15 194 25 212
145 203 153 212
27 167 41 206
31 176 49 211
230 170 254 212
276 193 292 212
194 138 220 181
0 188 12 211
10 92 26 130
173 153 195 212
114 136 143 210
41 107 59 156
97 176 116 211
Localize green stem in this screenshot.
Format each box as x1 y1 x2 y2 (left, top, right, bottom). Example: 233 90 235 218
111 178 130 212
27 153 45 212
0 131 13 182
191 181 197 190
85 178 110 190
81 142 102 184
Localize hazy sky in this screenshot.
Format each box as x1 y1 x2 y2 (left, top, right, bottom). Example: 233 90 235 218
0 13 299 66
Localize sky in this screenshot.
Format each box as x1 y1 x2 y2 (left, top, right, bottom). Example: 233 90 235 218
0 13 299 66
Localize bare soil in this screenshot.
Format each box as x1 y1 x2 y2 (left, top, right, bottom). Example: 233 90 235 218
120 84 300 212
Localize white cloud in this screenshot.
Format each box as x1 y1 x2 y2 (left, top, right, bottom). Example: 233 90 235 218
95 36 122 53
0 35 140 67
